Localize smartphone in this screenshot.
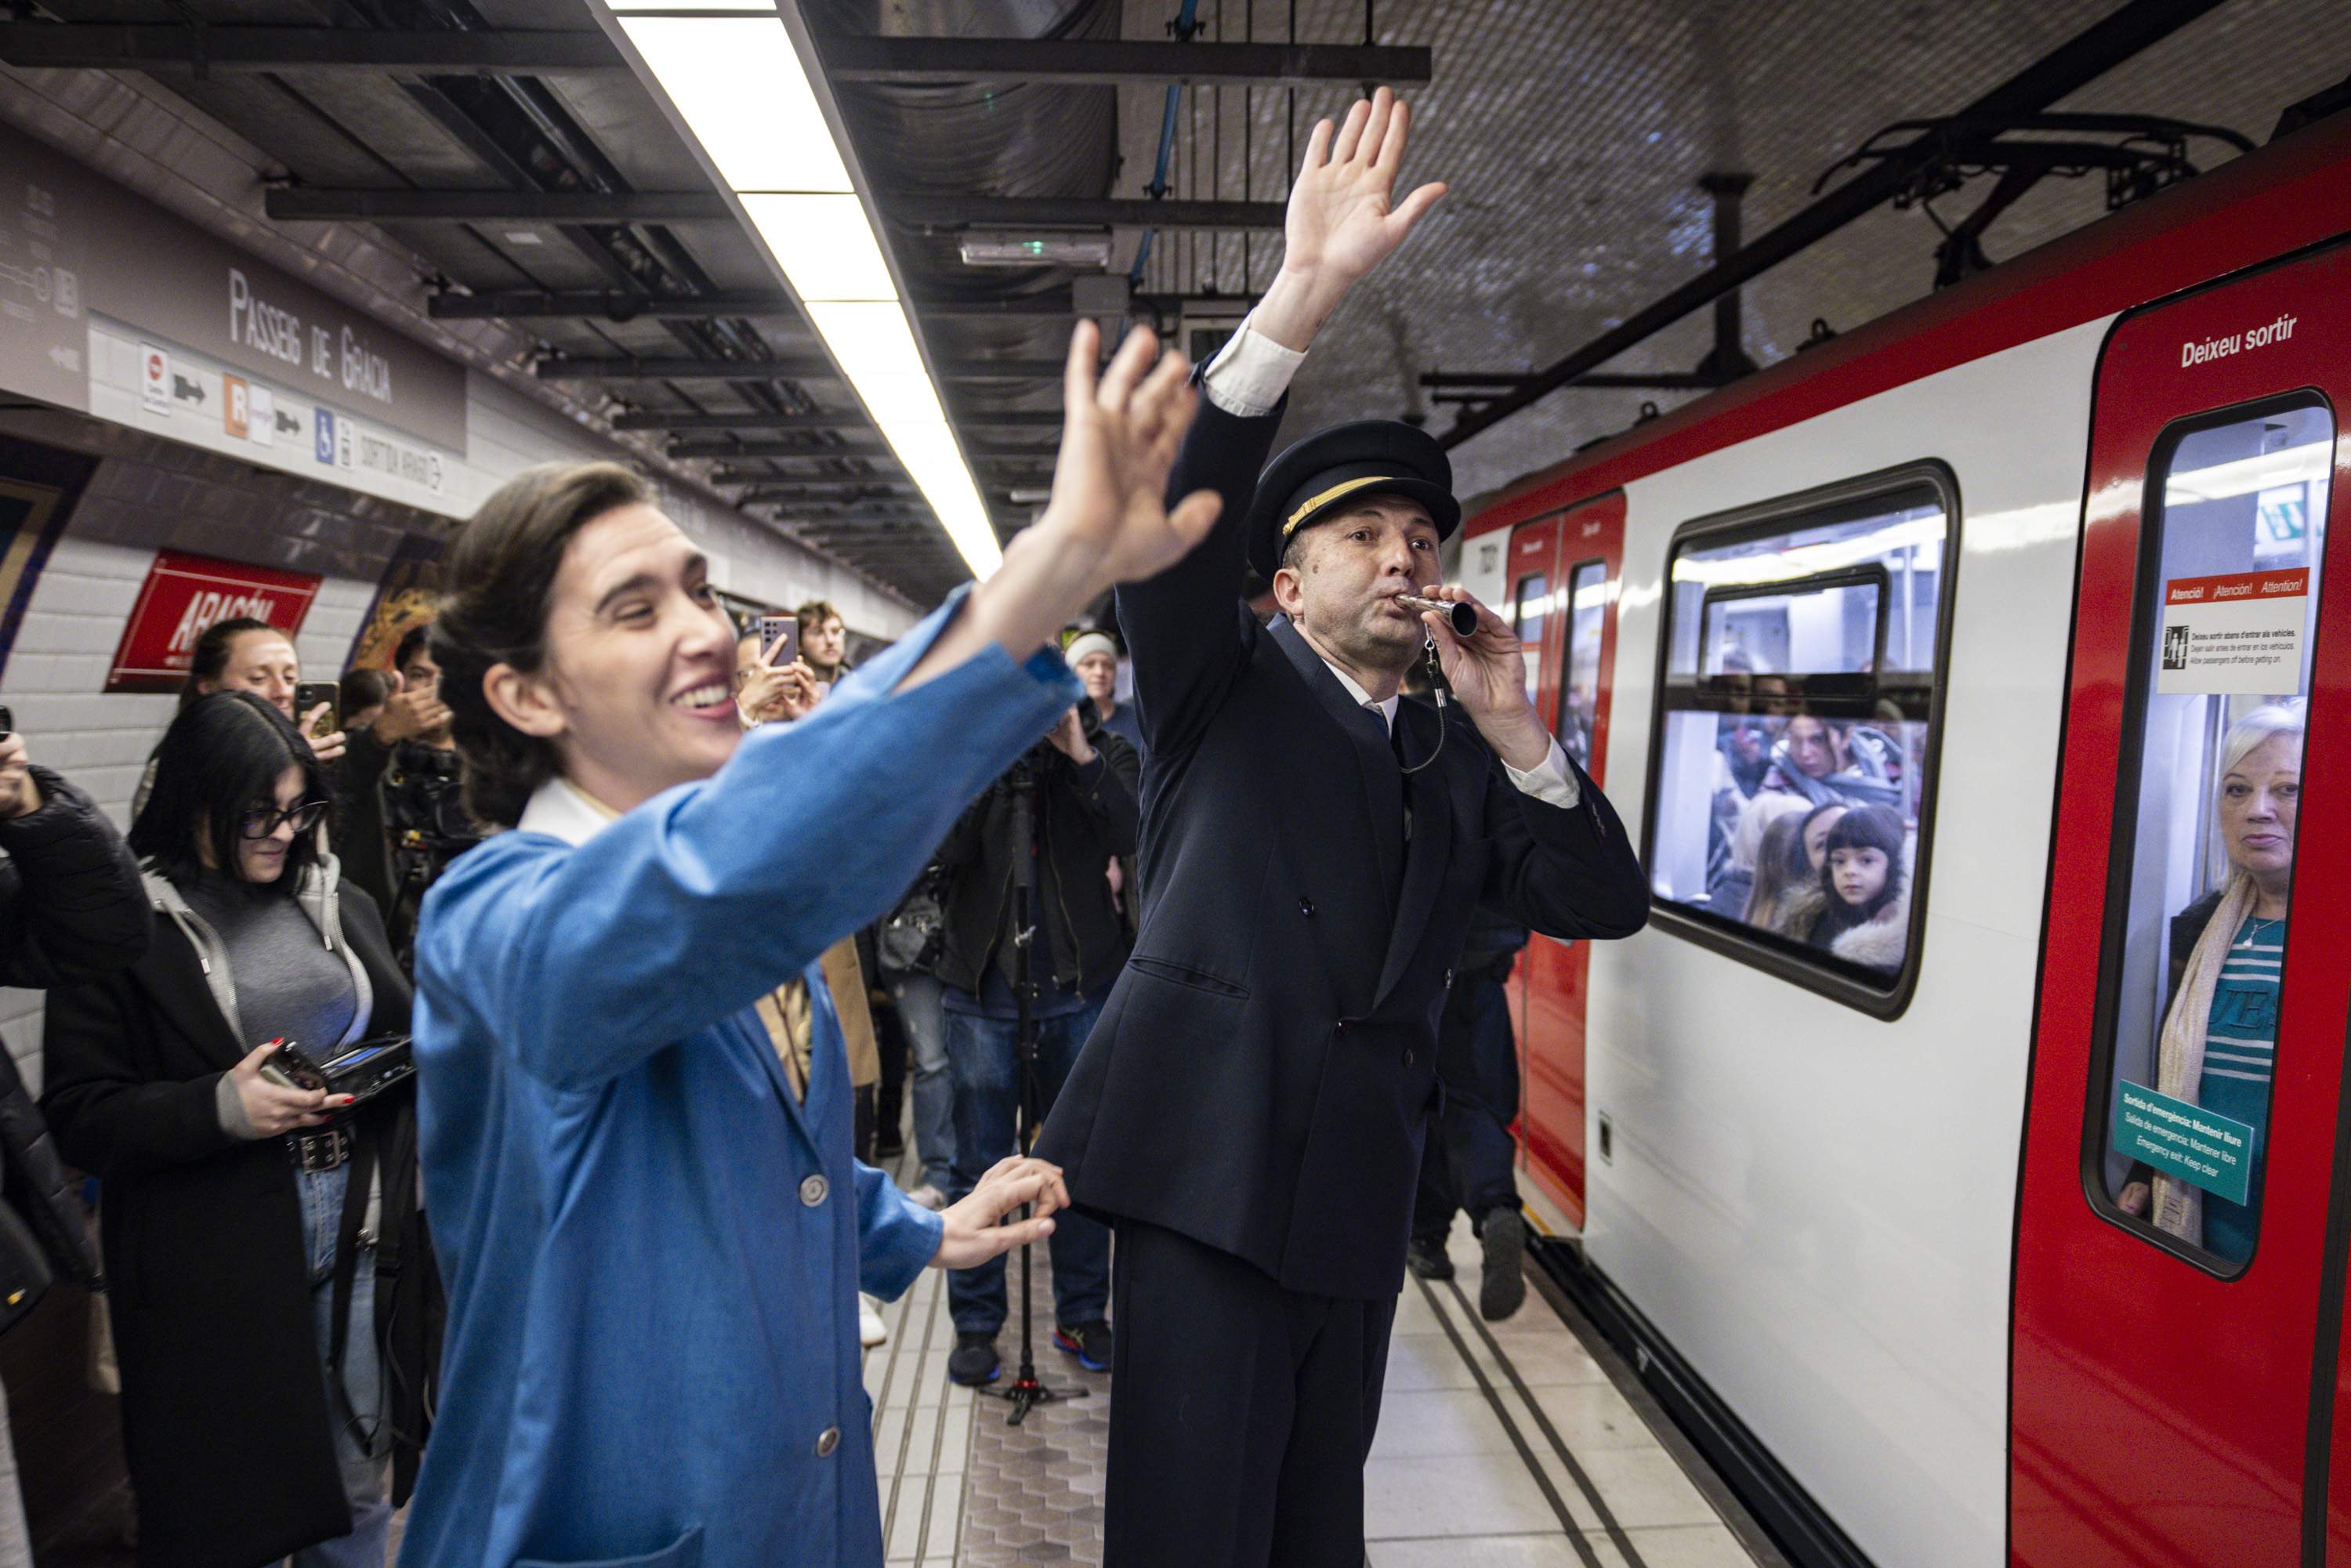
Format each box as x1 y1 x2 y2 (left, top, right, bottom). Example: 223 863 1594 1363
0 705 11 741
755 614 799 667
258 1039 327 1092
295 682 339 738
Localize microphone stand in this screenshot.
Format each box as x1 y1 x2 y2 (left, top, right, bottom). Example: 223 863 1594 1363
980 763 1085 1425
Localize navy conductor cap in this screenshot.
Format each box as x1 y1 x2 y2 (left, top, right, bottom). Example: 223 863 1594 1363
1246 418 1460 583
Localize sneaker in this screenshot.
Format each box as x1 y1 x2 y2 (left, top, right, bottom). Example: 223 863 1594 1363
1479 1206 1527 1321
1054 1320 1113 1372
905 1183 946 1211
858 1295 889 1349
947 1331 1000 1386
1407 1233 1455 1281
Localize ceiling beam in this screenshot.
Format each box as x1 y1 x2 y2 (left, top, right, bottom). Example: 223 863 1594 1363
887 196 1283 231
269 189 729 223
277 189 1284 231
613 408 1063 431
0 24 622 74
431 289 794 320
539 357 1063 382
671 437 1052 460
813 36 1430 89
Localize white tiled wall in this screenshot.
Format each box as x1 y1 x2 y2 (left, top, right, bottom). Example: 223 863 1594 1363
0 374 925 1092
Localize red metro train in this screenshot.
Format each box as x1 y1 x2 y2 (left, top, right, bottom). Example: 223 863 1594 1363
1452 107 2351 1568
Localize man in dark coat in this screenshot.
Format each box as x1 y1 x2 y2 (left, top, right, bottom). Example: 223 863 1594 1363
1035 88 1650 1566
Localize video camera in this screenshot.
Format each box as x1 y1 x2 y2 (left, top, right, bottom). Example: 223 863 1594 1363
1001 693 1104 795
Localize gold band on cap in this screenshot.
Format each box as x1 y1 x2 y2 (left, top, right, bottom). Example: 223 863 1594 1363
1281 475 1405 541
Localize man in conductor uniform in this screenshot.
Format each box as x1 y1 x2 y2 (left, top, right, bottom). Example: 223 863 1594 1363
1036 88 1650 1566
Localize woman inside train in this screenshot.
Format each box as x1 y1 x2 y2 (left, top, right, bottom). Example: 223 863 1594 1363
2117 700 2305 1266
1749 804 1815 940
1801 804 1910 972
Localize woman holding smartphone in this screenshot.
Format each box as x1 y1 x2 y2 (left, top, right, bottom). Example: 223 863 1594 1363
42 690 424 1568
396 324 1217 1568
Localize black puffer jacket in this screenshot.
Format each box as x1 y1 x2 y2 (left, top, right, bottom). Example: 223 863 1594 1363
936 726 1139 1000
0 764 147 1288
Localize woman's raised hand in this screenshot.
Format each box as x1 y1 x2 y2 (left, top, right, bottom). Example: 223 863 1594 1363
1041 320 1223 592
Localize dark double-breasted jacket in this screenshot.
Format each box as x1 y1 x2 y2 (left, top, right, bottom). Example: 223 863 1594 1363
1036 392 1650 1300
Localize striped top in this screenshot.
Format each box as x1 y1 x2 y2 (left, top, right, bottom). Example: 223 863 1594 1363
2197 912 2284 1264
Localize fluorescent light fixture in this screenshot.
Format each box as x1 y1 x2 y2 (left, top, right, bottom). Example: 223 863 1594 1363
2164 440 2335 507
802 302 926 378
616 17 849 193
740 195 897 302
882 421 1002 574
1672 515 1948 588
607 1 1008 579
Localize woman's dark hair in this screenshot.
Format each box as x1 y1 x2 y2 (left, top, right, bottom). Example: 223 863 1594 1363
1815 804 1907 929
131 691 330 885
432 462 653 827
339 666 395 715
176 617 280 711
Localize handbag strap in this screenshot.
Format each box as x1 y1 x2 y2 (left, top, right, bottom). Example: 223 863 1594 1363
326 1128 379 1449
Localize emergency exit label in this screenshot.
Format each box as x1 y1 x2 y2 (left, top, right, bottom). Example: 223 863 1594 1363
2112 1081 2255 1206
2157 568 2308 695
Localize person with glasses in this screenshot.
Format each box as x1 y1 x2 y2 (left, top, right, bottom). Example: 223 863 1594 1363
42 690 430 1568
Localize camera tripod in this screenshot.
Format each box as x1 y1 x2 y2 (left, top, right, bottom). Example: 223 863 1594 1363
980 773 1087 1426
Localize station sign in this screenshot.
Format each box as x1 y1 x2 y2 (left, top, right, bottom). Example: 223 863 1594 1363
0 121 466 453
103 549 323 693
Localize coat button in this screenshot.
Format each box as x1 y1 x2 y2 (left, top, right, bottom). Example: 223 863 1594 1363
1299 897 1314 917
1335 1020 1349 1037
1444 967 1454 990
1404 1050 1416 1067
815 1425 840 1457
800 1174 829 1208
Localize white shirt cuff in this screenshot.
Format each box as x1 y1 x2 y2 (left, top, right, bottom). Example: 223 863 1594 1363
1199 316 1306 417
1503 737 1581 809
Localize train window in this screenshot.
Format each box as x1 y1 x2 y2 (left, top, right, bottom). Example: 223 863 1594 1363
1644 466 1955 1012
1512 571 1549 709
1562 560 1606 766
2092 400 2331 1273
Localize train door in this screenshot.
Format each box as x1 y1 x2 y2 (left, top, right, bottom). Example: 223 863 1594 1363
2012 241 2351 1566
1505 493 1626 1229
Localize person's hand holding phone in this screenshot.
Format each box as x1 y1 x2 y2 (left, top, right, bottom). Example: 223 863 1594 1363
300 708 350 766
228 1041 352 1137
737 628 823 726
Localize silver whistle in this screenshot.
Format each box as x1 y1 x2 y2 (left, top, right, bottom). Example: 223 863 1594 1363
1394 593 1480 637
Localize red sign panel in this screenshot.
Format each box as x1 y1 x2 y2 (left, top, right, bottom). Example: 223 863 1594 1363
103 549 321 693
2164 567 2309 604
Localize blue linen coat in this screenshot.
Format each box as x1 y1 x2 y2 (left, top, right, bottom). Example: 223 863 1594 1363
397 599 1078 1568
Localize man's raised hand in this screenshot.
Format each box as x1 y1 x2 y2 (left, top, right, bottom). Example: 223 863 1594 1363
1255 86 1446 352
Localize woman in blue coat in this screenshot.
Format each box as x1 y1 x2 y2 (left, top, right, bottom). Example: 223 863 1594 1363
395 324 1222 1568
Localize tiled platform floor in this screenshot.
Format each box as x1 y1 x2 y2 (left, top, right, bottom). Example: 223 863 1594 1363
868 1143 1784 1568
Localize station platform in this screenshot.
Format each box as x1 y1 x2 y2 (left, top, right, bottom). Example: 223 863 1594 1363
864 1150 1784 1568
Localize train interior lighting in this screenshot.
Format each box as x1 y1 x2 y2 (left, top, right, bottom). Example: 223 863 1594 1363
601 2 1003 578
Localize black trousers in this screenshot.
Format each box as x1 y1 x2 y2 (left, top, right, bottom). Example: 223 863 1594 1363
1105 1219 1396 1567
1411 958 1523 1240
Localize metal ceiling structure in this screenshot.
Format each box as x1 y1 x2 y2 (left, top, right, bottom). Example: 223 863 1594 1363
0 0 2339 601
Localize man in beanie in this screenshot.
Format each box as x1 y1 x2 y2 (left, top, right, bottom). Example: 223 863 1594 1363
1037 88 1649 1566
1063 630 1142 758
